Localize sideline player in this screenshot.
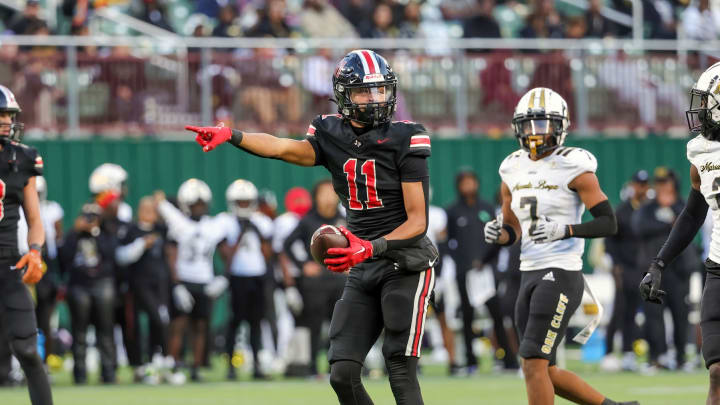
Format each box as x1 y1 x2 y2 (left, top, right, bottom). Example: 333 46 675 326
0 85 52 404
186 50 437 405
638 62 720 404
484 87 636 405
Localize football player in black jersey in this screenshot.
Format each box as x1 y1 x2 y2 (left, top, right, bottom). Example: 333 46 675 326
0 85 52 404
187 50 436 405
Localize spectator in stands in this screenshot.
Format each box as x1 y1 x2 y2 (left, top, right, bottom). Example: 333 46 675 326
8 0 43 35
632 167 698 370
565 16 587 39
462 0 501 39
360 3 398 38
585 0 617 38
337 0 373 32
300 0 358 38
62 0 90 31
246 0 294 38
237 47 301 129
398 1 423 38
301 48 335 119
138 0 175 33
519 0 563 39
212 5 242 38
682 0 720 40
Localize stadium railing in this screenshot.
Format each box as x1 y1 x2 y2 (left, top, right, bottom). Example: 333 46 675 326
1 35 719 138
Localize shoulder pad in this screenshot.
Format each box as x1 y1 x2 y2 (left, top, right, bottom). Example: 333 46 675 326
306 114 344 137
11 142 43 175
499 150 524 176
687 134 714 163
554 146 597 175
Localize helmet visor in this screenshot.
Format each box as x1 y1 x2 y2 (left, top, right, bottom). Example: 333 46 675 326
515 118 562 136
348 85 394 106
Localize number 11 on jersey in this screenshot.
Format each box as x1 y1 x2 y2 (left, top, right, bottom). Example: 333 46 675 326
343 159 383 210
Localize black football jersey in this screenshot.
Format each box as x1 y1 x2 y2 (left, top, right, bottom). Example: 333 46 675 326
306 115 431 240
0 142 43 250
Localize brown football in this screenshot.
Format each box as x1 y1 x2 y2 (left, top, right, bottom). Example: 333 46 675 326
310 225 349 264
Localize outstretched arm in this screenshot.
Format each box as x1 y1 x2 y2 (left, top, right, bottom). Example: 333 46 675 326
186 125 317 167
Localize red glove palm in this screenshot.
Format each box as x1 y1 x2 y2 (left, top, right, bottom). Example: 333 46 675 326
324 226 373 272
185 124 232 152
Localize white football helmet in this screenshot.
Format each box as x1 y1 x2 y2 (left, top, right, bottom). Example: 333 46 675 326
512 87 570 157
89 163 128 194
36 175 47 201
226 179 258 218
687 61 720 140
178 178 212 216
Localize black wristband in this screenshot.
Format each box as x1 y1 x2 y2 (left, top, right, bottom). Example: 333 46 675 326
29 243 41 252
501 224 517 246
229 129 244 148
371 238 387 257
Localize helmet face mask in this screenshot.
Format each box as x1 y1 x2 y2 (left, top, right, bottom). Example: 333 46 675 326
332 50 398 127
686 88 720 140
513 115 564 157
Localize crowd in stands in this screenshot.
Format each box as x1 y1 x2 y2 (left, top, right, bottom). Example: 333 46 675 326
1 0 719 41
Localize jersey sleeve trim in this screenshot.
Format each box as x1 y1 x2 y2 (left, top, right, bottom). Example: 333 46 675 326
409 135 431 148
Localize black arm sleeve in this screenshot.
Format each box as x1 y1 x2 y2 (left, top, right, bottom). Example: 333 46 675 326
371 176 430 255
568 199 617 238
656 187 709 265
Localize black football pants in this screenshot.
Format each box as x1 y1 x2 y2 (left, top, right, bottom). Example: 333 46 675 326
67 278 116 383
0 260 53 404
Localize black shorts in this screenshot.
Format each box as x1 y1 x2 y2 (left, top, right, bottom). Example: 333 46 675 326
515 268 583 366
0 258 38 340
327 257 435 364
701 262 720 368
171 281 211 320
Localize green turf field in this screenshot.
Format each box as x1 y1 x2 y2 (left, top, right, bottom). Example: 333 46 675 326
0 363 708 405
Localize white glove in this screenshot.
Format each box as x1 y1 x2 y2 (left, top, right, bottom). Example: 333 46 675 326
172 284 195 313
484 213 503 244
285 286 303 316
529 216 568 243
204 275 229 299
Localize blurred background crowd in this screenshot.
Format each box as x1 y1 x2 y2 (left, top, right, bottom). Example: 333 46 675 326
0 161 709 385
0 0 718 138
3 0 720 41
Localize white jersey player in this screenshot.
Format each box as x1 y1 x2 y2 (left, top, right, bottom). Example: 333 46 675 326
156 178 229 382
639 62 720 405
485 88 634 405
89 163 132 222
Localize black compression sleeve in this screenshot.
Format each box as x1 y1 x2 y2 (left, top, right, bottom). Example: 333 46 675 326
371 177 429 255
656 187 709 265
568 200 617 238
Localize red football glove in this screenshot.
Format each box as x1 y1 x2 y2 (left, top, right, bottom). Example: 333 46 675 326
185 124 232 152
17 249 44 285
324 226 373 272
